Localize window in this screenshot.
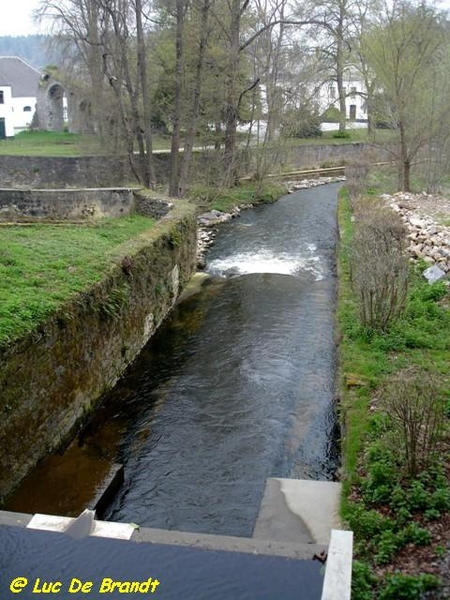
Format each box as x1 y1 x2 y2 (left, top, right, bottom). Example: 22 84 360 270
350 86 357 98
23 106 32 112
328 85 336 99
0 91 4 104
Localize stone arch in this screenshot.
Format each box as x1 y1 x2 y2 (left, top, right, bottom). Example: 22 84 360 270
46 83 65 131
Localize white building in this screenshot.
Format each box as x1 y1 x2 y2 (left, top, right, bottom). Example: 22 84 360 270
320 67 368 124
0 56 41 138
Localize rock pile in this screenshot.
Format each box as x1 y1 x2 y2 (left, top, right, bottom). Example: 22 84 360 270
286 176 345 193
382 192 450 275
196 208 241 268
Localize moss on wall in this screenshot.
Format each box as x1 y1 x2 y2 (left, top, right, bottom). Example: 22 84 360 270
0 200 197 502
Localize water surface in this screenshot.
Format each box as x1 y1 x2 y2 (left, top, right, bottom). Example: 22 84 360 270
6 184 340 537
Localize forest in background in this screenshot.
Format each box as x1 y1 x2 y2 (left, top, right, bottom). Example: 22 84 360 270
0 35 57 69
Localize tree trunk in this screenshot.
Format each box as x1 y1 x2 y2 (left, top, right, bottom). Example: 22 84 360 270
169 0 185 197
223 0 242 187
399 120 410 191
179 0 211 197
336 13 347 135
136 0 156 188
214 122 222 150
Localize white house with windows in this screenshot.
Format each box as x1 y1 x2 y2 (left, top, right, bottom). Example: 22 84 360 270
0 56 41 138
320 67 368 127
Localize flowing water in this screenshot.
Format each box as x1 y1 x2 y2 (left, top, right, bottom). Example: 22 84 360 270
6 183 341 538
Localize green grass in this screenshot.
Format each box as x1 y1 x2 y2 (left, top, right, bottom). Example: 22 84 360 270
0 130 172 157
338 189 450 481
0 128 395 158
0 216 155 347
0 131 102 156
189 181 287 212
337 188 450 598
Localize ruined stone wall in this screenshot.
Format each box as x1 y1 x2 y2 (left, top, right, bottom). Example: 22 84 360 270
0 200 197 500
0 188 137 221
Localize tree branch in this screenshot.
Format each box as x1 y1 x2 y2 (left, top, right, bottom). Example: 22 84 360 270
239 19 333 52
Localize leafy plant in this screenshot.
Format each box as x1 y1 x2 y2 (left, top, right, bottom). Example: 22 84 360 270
352 561 377 600
378 573 439 599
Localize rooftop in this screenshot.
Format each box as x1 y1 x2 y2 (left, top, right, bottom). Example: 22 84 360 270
0 56 40 97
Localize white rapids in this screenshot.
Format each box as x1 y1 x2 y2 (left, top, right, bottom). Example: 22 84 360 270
207 245 324 280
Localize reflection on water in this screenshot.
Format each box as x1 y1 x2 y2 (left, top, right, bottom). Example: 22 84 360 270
0 526 324 600
6 184 341 537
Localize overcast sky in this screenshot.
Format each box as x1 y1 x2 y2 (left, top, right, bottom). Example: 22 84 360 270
2 0 450 37
0 0 44 36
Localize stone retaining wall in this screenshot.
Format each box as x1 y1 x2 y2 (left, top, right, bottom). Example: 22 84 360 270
0 200 198 501
0 188 137 221
0 188 177 222
0 144 388 189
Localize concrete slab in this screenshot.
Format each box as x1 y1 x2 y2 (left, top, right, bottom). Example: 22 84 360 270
254 478 342 545
0 510 32 527
27 513 73 532
92 520 135 540
253 478 314 543
25 512 135 541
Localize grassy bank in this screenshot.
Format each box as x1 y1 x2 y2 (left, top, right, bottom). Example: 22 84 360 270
0 131 172 156
0 216 156 347
189 181 288 212
0 128 394 158
337 189 450 599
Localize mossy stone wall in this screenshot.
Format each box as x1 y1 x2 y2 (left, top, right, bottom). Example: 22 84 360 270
0 200 197 501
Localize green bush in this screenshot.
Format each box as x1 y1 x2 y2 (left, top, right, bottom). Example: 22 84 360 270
378 573 439 600
352 561 377 600
281 105 322 139
333 130 351 139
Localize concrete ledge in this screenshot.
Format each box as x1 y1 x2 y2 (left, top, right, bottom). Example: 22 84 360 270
88 463 124 520
0 510 324 559
321 529 353 600
254 478 342 545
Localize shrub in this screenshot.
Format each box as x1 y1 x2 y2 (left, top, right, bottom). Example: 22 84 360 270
350 201 409 331
281 105 322 139
321 106 341 123
378 573 439 600
379 368 448 477
345 159 371 204
352 561 377 600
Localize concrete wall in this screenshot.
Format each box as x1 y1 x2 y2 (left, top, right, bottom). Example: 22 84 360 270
0 200 198 501
0 188 137 222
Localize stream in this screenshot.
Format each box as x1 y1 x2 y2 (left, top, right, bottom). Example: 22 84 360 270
6 183 341 539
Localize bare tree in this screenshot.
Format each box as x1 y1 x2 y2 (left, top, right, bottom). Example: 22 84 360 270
178 0 213 196
38 0 157 188
362 0 450 191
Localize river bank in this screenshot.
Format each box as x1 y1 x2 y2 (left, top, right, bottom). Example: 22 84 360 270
337 189 450 599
